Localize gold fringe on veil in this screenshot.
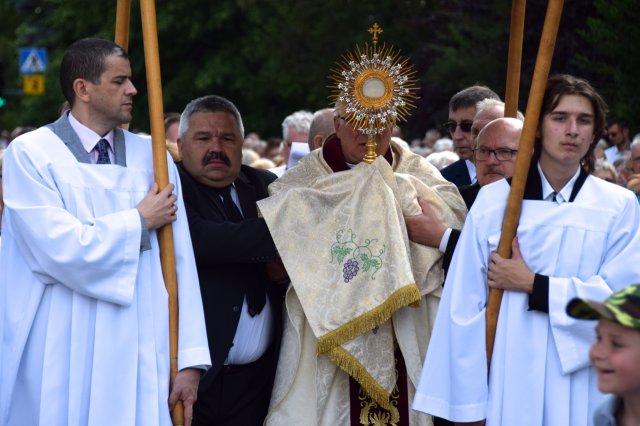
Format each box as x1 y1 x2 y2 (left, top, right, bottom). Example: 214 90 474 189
316 283 421 355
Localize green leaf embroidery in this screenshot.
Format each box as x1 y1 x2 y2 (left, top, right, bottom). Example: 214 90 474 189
331 229 384 281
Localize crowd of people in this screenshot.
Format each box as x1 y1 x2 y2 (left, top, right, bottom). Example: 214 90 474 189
1 37 640 426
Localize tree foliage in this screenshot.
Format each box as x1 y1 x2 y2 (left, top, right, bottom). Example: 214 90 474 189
573 0 640 126
0 0 638 140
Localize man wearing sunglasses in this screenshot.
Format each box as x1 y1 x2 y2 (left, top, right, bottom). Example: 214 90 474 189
440 85 500 187
604 116 630 165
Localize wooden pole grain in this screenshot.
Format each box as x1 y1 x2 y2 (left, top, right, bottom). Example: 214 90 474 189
504 0 526 119
138 0 183 424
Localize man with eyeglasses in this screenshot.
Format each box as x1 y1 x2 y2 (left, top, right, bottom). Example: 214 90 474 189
440 85 500 187
406 118 523 273
473 118 522 187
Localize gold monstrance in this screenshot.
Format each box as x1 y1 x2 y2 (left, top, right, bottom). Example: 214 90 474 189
329 22 418 163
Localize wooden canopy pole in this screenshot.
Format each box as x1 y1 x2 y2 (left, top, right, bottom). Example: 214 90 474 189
503 0 526 119
138 0 183 424
485 0 564 369
114 0 131 51
114 0 132 131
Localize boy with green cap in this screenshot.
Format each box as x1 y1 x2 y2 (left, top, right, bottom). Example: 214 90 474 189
567 284 640 426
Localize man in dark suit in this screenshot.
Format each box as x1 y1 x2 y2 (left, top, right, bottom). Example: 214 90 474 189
440 85 500 187
176 95 287 425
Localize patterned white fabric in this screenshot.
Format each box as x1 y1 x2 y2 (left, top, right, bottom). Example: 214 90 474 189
260 141 466 425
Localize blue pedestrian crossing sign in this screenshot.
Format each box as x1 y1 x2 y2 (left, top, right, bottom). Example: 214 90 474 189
19 48 47 75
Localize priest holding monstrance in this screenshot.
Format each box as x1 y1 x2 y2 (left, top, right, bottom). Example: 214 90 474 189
258 24 466 425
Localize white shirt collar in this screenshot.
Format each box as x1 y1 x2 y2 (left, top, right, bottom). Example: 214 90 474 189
68 112 114 154
537 162 581 203
465 159 477 184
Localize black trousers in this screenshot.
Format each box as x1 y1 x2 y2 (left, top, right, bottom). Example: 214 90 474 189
433 417 454 426
193 346 276 426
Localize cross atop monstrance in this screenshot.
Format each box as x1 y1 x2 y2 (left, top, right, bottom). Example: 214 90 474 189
329 22 418 163
368 23 383 47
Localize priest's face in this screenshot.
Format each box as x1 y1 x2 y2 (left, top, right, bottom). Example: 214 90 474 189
86 55 137 129
334 115 391 164
178 111 243 188
538 94 595 172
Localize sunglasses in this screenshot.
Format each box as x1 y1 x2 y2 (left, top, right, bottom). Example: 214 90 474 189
443 120 473 134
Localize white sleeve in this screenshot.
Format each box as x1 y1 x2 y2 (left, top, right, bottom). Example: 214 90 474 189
168 160 211 370
549 194 640 374
413 208 490 422
2 139 141 306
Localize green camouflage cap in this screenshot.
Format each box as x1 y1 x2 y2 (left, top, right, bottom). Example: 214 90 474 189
566 285 640 330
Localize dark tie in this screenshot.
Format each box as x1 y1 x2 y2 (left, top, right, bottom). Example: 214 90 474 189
215 185 243 222
215 185 265 316
95 139 111 164
551 191 557 202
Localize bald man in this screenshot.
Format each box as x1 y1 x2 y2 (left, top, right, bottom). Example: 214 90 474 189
307 108 335 151
474 117 523 186
405 117 524 270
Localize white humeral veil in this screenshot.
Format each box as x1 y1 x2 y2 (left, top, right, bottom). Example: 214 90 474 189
259 142 466 425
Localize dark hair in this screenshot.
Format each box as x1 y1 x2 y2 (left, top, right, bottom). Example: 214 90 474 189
534 74 608 172
179 95 244 139
449 85 501 112
607 116 629 130
59 38 128 107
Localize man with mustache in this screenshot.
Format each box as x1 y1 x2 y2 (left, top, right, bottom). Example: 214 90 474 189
406 115 523 275
176 95 287 425
473 118 522 186
0 38 210 425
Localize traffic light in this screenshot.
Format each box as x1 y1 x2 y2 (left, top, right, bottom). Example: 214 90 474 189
0 96 6 108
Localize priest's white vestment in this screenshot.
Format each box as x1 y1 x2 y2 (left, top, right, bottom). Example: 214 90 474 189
0 123 210 425
260 140 466 425
412 175 640 426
